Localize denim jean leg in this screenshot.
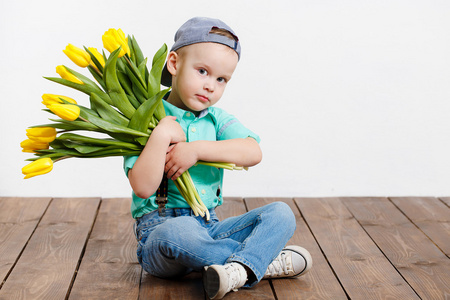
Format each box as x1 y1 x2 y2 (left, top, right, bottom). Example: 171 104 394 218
141 211 243 278
211 202 296 286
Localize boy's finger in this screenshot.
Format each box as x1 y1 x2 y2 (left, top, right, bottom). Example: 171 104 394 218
166 144 176 153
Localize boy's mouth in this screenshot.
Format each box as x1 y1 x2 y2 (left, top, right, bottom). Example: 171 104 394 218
196 94 209 103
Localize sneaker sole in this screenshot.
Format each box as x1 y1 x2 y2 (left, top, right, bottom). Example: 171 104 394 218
203 267 221 299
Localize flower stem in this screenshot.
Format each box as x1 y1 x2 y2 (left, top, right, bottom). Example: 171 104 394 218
54 155 71 163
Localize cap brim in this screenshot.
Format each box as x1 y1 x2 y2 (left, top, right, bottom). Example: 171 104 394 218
161 63 172 87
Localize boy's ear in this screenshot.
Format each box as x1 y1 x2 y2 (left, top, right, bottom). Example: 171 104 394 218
166 51 178 76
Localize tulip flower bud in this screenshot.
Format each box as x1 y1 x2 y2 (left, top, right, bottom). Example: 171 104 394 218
20 139 49 153
56 65 84 84
42 94 77 106
88 47 105 67
48 104 80 121
26 127 57 143
102 28 130 58
63 44 91 68
22 158 53 179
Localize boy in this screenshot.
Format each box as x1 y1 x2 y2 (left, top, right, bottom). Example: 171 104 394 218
124 17 312 299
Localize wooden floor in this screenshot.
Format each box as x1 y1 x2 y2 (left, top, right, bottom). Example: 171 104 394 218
0 197 449 299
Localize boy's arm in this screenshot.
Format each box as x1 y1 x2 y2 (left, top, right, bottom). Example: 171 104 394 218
165 137 262 180
128 116 186 199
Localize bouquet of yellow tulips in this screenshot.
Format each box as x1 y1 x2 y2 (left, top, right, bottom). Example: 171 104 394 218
21 28 244 219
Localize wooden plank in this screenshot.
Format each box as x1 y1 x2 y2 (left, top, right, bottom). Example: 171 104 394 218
140 272 205 300
295 197 420 300
0 197 100 300
0 197 50 286
245 197 348 299
68 198 141 300
440 197 450 207
390 197 450 257
215 197 248 220
343 197 450 299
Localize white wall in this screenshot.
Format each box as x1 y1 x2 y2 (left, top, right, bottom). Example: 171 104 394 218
1 0 449 198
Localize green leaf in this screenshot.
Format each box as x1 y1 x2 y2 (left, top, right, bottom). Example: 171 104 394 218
84 47 104 73
128 88 169 132
131 35 146 68
126 94 141 109
153 101 167 121
37 148 81 157
148 44 168 98
26 153 67 161
134 136 149 146
78 103 100 118
127 38 136 63
63 66 104 92
87 66 106 91
79 108 148 137
117 71 133 95
82 148 142 158
61 141 104 154
45 77 98 95
44 77 113 105
124 61 148 98
90 93 129 126
138 58 148 83
104 48 136 118
57 133 141 150
47 119 100 131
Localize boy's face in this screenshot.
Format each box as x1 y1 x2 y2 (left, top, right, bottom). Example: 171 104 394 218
167 43 239 112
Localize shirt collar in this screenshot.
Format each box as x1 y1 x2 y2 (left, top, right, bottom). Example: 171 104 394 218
163 100 211 119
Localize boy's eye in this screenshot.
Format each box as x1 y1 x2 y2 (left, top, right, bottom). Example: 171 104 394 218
198 68 207 75
217 77 226 83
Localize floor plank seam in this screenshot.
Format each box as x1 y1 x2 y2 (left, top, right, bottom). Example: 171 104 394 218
268 279 278 300
437 197 450 209
341 197 423 300
387 197 448 258
0 197 53 290
293 198 351 300
65 197 103 300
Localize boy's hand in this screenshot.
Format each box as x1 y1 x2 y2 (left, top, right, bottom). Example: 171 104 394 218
165 142 198 180
155 116 186 144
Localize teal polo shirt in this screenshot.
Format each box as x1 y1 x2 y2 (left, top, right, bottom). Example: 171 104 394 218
124 100 260 219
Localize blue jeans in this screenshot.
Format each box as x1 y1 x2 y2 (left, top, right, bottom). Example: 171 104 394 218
134 201 296 287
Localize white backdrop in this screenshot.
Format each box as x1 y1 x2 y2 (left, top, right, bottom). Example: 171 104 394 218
1 0 449 198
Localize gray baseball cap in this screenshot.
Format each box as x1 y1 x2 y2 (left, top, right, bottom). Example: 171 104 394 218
161 17 241 87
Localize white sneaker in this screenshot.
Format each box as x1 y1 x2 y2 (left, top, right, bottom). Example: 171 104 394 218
203 262 247 299
263 245 312 279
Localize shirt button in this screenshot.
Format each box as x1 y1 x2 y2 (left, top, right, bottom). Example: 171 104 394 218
201 189 206 195
186 112 191 117
191 127 197 133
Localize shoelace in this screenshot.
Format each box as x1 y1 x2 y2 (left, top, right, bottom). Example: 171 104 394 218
225 264 243 292
265 252 290 277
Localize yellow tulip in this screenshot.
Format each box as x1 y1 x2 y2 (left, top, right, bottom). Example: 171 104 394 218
22 158 53 179
88 47 105 67
102 28 130 57
56 65 84 84
26 127 57 143
42 94 77 106
20 139 49 153
63 44 91 68
48 104 80 121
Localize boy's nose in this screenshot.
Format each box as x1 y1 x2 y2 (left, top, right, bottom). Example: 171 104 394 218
203 80 215 92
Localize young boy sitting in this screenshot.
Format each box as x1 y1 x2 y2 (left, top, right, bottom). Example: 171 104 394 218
124 17 312 299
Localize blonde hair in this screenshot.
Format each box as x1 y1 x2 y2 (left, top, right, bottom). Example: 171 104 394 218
209 27 238 42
